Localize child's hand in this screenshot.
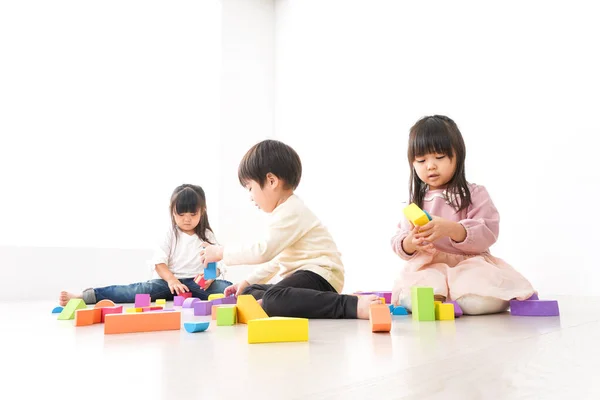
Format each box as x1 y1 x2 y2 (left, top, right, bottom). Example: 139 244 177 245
224 280 250 297
199 244 224 266
167 279 189 295
414 216 466 243
404 224 434 253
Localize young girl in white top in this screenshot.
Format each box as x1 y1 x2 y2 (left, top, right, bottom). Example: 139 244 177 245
200 140 380 319
58 184 231 305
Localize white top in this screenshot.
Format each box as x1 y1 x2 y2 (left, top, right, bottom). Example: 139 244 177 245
223 194 345 293
151 227 223 280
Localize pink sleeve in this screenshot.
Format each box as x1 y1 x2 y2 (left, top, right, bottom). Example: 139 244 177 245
450 185 499 254
391 213 417 260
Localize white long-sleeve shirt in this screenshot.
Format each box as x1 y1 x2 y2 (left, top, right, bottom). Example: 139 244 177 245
151 227 223 279
223 194 345 293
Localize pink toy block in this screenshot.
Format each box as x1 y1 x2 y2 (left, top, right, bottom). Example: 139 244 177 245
135 294 151 308
101 306 123 322
445 300 463 317
173 296 184 306
194 301 212 316
182 298 200 308
510 300 559 316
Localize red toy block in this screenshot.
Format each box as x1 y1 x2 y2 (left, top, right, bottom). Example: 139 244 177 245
101 306 123 322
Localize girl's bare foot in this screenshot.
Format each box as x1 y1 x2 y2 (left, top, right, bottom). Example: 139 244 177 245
59 291 82 306
356 294 381 319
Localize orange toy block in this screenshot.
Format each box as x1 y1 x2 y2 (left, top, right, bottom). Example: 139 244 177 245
236 295 268 324
75 308 102 326
211 304 224 320
104 311 181 334
369 303 392 332
94 299 116 308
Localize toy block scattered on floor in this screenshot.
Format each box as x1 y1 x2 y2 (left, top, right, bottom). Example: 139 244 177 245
445 300 463 317
135 294 151 308
180 292 192 299
142 306 164 312
58 299 87 320
510 300 559 316
220 296 237 305
369 303 392 332
126 308 138 313
204 262 217 280
435 302 455 320
236 295 268 324
94 299 116 308
403 203 432 226
528 293 539 300
208 293 225 301
248 317 309 344
411 287 435 321
217 305 237 326
392 306 408 315
388 304 394 312
184 321 210 333
182 298 200 308
104 311 181 334
51 306 64 314
379 297 386 304
156 299 166 305
101 306 123 322
173 296 184 306
211 305 223 320
194 301 212 316
75 308 102 326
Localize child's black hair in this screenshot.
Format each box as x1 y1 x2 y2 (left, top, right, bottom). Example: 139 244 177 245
169 184 214 244
238 139 302 190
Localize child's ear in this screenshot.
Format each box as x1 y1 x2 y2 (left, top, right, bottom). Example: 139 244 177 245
266 172 278 188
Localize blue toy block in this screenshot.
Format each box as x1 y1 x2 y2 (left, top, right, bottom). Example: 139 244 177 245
204 262 217 279
388 304 394 313
52 306 64 314
184 321 210 333
392 306 408 315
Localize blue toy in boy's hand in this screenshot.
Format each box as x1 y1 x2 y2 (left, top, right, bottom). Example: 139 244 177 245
204 262 217 279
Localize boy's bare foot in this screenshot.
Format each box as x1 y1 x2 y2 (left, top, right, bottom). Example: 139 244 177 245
59 291 82 306
356 294 381 319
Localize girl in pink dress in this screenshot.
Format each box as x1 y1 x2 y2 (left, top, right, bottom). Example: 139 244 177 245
391 115 535 315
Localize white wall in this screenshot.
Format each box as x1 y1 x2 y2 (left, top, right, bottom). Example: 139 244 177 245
275 0 600 295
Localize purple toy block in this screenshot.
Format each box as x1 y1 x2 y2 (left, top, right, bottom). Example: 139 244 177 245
527 293 539 300
135 294 151 308
211 298 224 306
510 300 559 316
355 291 392 303
193 301 212 316
220 296 237 305
182 298 200 308
445 300 463 317
173 296 184 306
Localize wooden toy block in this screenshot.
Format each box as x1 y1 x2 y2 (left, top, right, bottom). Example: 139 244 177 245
104 311 181 334
184 321 210 333
180 292 193 299
94 299 116 308
248 317 309 344
134 294 151 308
193 274 206 287
173 296 184 306
369 303 392 332
204 262 217 280
75 308 102 326
101 306 123 322
392 306 408 315
126 308 138 313
510 300 559 316
236 294 268 324
193 301 212 316
51 306 63 314
445 300 463 317
142 306 163 312
388 304 394 313
182 298 200 308
220 296 237 305
58 299 87 320
155 299 166 305
435 303 455 320
411 287 435 321
379 297 386 304
217 305 237 326
528 293 539 300
403 203 432 226
211 305 223 320
208 293 225 301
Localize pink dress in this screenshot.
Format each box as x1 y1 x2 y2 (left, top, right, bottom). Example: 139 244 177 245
391 184 535 302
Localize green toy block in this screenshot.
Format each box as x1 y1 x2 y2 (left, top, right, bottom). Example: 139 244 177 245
57 299 87 320
216 305 237 326
411 287 435 321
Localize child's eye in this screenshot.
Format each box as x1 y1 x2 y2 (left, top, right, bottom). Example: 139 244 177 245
415 159 425 163
191 213 198 216
436 155 446 160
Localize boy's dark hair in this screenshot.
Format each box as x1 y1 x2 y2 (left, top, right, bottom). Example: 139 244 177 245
238 139 302 189
169 184 214 244
408 115 472 211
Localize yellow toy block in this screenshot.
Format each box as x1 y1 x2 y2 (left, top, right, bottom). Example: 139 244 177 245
156 299 166 305
126 308 138 313
208 294 225 301
379 297 385 304
248 317 309 344
236 294 268 324
403 203 431 226
435 302 455 321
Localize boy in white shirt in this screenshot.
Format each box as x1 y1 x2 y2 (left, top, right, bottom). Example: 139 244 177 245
201 140 379 319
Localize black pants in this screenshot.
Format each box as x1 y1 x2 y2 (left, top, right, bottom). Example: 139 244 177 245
241 270 358 319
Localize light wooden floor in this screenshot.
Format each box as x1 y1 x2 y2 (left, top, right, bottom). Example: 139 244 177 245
2 296 599 400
